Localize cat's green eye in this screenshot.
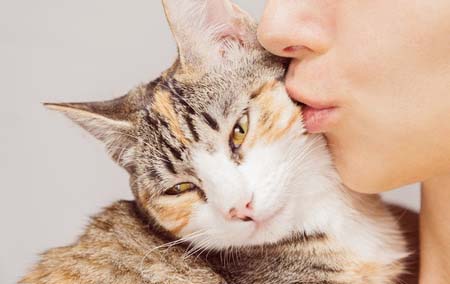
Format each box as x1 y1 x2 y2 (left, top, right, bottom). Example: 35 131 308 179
230 114 249 150
165 182 197 195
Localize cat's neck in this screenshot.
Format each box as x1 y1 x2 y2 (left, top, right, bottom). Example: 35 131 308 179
280 137 408 266
293 175 408 265
206 186 408 284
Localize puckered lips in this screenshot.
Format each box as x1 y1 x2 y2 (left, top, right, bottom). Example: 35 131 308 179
301 105 338 133
287 86 339 133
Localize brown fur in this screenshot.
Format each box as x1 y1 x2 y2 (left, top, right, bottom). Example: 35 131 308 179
21 0 413 283
20 201 415 284
20 201 225 284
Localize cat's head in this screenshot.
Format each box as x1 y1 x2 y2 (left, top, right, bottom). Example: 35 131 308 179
46 0 335 249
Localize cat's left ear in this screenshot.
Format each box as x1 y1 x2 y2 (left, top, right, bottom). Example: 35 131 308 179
162 0 258 68
44 98 136 168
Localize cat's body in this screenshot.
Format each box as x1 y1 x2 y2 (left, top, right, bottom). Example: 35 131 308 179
21 201 225 284
21 0 408 283
22 200 404 284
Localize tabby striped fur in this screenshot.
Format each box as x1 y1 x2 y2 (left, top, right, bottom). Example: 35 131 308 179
21 0 408 283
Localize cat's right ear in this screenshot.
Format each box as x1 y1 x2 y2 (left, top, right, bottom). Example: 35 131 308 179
44 99 136 168
162 0 257 69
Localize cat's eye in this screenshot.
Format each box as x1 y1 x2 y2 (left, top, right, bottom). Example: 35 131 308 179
164 182 197 195
230 113 249 150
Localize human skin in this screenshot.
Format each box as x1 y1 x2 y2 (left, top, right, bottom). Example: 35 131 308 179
257 1 450 283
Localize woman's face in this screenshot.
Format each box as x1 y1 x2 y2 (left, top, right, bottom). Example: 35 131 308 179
258 0 450 193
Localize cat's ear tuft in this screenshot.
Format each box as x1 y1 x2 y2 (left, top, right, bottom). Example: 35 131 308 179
43 102 133 142
44 100 136 168
162 0 257 68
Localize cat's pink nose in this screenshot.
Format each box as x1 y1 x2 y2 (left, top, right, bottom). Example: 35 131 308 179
228 200 254 222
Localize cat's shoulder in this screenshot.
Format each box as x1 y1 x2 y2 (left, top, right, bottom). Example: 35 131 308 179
83 200 151 239
20 200 225 284
19 200 147 284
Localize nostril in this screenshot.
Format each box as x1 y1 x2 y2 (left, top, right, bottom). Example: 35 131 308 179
229 207 237 218
282 45 312 57
240 216 254 222
228 207 254 222
283 45 302 53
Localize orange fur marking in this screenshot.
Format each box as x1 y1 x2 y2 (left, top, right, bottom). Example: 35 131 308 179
153 90 190 146
268 112 300 142
253 92 284 141
251 79 278 99
152 192 202 235
248 80 302 145
258 110 281 139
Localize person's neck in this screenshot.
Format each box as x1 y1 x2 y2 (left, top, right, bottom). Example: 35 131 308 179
419 173 450 284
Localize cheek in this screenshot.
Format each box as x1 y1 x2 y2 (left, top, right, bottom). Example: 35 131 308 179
149 192 203 236
247 84 303 147
328 2 450 191
335 0 450 100
327 119 419 193
326 130 388 192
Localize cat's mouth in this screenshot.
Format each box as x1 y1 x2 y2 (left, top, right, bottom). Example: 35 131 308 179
253 205 285 230
242 205 288 244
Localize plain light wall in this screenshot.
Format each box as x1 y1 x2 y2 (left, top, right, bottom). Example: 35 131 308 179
0 1 420 283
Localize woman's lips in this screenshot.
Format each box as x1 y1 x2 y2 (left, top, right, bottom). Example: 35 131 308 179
286 86 339 133
301 105 338 133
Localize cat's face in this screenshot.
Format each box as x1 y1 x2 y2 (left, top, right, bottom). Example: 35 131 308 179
46 0 334 249
133 63 314 249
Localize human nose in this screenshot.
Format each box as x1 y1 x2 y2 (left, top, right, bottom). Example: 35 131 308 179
257 0 335 58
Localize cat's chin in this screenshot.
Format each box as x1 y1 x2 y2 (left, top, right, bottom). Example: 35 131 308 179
178 199 299 250
186 214 294 250
189 226 293 251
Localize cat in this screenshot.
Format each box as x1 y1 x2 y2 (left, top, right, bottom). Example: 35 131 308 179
20 0 409 283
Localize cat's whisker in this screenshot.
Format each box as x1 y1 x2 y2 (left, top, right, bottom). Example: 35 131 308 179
230 246 237 266
138 230 208 276
183 236 213 260
183 245 201 260
193 239 214 261
182 242 197 260
287 138 327 166
179 231 212 259
224 245 232 268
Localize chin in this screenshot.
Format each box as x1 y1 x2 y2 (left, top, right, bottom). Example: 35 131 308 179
244 210 294 247
184 209 294 250
336 157 388 194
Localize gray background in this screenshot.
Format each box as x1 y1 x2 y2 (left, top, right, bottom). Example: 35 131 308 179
0 1 420 283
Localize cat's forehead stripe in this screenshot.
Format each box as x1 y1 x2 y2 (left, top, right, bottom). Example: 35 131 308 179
201 112 220 131
161 138 183 161
183 114 200 142
162 156 177 175
166 82 197 116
